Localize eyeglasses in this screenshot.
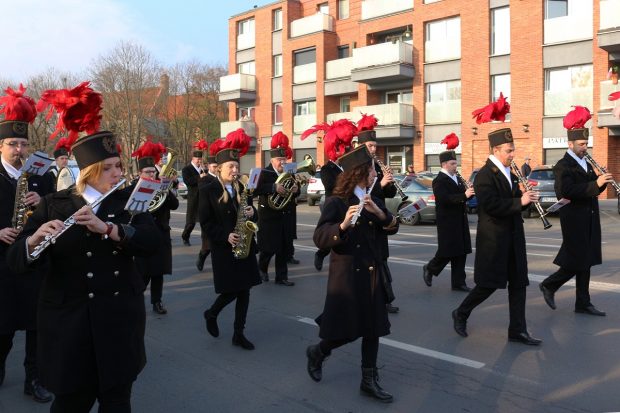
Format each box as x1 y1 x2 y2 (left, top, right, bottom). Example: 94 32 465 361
3 141 30 148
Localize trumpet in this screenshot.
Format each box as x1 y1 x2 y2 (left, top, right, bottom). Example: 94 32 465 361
510 161 552 230
374 157 408 201
583 152 620 193
350 177 378 226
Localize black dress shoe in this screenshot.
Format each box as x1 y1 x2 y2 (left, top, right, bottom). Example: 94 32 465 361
24 379 53 403
0 361 5 386
153 302 168 315
451 284 472 292
539 283 556 310
422 264 432 287
287 257 300 265
232 332 255 350
575 305 606 316
182 238 191 246
275 279 295 286
196 251 209 271
259 271 269 282
452 309 468 337
508 332 542 346
386 303 399 314
314 252 324 271
203 309 219 337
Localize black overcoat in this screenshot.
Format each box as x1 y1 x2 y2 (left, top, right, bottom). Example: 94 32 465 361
181 163 201 223
0 163 53 333
433 172 472 257
199 181 261 294
313 195 393 340
7 188 161 394
552 153 605 271
473 159 529 289
320 161 342 197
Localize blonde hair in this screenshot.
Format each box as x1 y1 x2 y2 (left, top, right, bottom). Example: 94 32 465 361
216 175 241 205
74 161 105 195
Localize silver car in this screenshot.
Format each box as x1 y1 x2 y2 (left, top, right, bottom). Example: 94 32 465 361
524 166 556 218
385 177 436 225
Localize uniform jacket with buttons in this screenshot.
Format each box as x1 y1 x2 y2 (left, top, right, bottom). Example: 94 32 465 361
432 171 472 257
313 195 394 340
7 187 161 394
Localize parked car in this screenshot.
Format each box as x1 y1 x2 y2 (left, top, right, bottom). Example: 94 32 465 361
466 168 480 213
306 170 325 206
176 176 188 199
385 177 436 225
524 166 557 218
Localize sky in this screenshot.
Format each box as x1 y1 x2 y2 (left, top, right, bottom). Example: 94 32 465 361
0 0 273 81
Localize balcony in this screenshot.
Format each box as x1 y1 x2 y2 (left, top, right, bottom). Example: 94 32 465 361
598 0 620 53
218 74 256 103
598 80 620 129
293 114 317 134
361 0 412 20
351 42 414 88
325 57 357 96
237 33 255 50
293 63 317 84
544 87 593 116
425 100 461 124
220 120 256 138
290 13 334 38
326 103 414 139
424 39 460 63
544 14 592 45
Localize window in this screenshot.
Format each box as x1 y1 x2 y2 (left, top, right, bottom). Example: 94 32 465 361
274 103 283 125
425 80 461 123
237 61 255 75
337 45 349 59
545 65 592 91
238 18 255 35
340 97 351 112
386 90 413 104
294 48 316 66
338 0 349 19
425 17 461 62
238 106 256 121
273 55 282 77
294 101 316 116
426 80 461 102
317 2 329 14
545 0 568 19
237 18 255 50
491 7 510 55
491 74 511 120
273 9 282 31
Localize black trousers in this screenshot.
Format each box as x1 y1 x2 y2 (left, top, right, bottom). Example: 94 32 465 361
208 290 250 333
316 248 330 260
319 336 379 368
259 251 288 281
50 383 133 413
427 254 467 288
181 222 195 242
142 273 164 304
541 267 592 309
0 330 37 380
456 285 527 336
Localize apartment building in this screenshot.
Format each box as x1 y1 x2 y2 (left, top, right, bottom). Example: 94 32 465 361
219 0 620 197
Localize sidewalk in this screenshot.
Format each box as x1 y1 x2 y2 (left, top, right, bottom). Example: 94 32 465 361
599 198 619 213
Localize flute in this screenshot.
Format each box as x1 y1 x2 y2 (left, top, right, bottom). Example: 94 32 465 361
350 177 378 226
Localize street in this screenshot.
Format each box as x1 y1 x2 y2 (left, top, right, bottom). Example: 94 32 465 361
2 199 620 413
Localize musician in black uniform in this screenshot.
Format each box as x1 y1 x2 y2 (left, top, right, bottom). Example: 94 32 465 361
196 154 218 271
45 142 70 191
451 128 542 345
313 157 342 271
539 120 613 316
200 134 261 350
181 146 206 246
254 136 297 286
132 141 179 315
423 149 474 291
306 145 398 402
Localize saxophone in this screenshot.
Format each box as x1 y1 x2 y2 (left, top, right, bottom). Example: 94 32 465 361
12 171 32 231
232 176 259 260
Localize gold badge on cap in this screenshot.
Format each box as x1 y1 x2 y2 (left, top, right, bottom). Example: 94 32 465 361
505 129 513 141
13 122 27 135
102 135 117 154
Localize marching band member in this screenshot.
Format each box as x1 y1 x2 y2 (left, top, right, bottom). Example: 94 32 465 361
423 133 474 292
306 144 397 403
45 138 71 191
0 84 53 402
196 145 218 272
132 138 179 315
200 129 261 350
8 81 161 412
539 107 613 316
452 95 541 345
181 139 208 246
254 132 298 286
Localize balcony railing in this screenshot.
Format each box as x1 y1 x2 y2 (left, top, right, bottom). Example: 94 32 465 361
361 0 412 20
220 120 256 137
293 63 317 84
600 0 620 30
352 41 413 70
326 57 353 79
544 14 592 44
219 74 256 93
600 80 620 110
290 13 334 38
293 114 317 134
424 39 460 63
544 87 593 116
326 103 414 126
237 33 255 50
425 100 461 124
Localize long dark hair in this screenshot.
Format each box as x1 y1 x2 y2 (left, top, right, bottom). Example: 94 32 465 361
332 161 372 199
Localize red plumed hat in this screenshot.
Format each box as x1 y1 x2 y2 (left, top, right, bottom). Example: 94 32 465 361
131 136 166 165
301 119 357 161
209 139 226 156
270 131 293 159
225 128 251 157
609 91 620 102
193 138 209 151
472 92 511 124
563 106 591 130
356 113 378 132
441 133 460 150
54 137 72 153
0 84 37 123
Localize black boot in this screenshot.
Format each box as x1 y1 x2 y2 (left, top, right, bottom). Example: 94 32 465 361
24 379 53 403
196 251 209 272
153 302 167 315
203 309 219 337
306 344 327 382
360 367 393 403
232 332 255 350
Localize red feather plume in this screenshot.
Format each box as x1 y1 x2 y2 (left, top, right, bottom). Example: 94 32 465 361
356 113 378 132
131 136 166 164
300 122 330 140
472 92 511 124
224 128 251 157
271 131 293 158
0 84 37 123
193 138 209 151
441 133 460 150
209 139 226 156
608 91 620 102
323 119 358 161
54 137 72 154
563 106 591 130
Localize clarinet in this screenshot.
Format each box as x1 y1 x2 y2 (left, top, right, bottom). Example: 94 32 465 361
374 157 408 201
30 179 127 259
456 171 472 189
350 177 378 226
510 162 552 230
583 152 620 193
